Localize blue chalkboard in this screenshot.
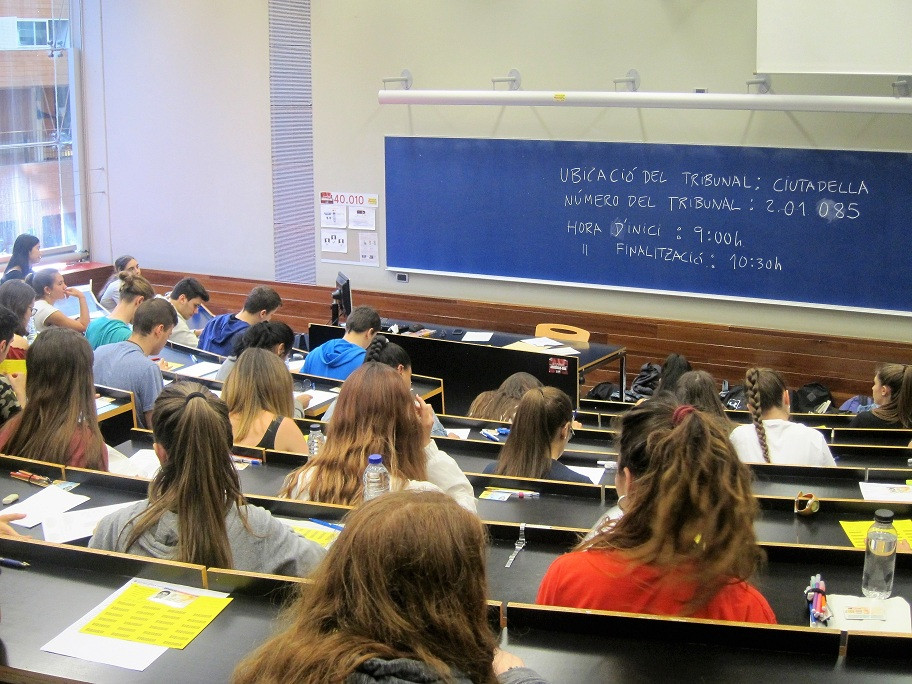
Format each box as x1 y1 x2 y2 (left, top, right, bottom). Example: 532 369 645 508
385 137 912 314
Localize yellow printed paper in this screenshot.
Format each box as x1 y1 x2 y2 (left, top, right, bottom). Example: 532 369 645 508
80 583 231 649
291 525 339 548
163 361 183 371
840 519 912 549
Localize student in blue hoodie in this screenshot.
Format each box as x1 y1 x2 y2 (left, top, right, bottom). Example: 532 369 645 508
303 305 379 380
197 285 282 356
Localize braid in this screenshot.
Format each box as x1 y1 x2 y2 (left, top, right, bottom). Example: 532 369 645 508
364 334 388 363
745 367 771 463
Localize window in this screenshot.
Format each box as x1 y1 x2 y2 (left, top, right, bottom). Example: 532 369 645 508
0 4 80 258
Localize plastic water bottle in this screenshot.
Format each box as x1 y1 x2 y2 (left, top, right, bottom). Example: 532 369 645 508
308 425 324 458
862 508 897 599
363 454 391 501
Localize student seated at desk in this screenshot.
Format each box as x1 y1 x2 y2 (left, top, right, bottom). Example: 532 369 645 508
215 320 295 382
468 372 543 422
0 234 40 284
0 328 108 469
303 305 380 381
198 285 282 356
538 398 776 623
848 363 912 429
729 368 836 466
322 334 451 438
654 353 692 396
234 491 545 684
90 382 325 576
27 269 90 334
164 277 210 347
281 363 476 513
0 306 25 427
0 280 34 374
480 387 589 484
224 349 309 453
92 298 176 428
674 370 733 429
98 255 141 310
85 272 155 350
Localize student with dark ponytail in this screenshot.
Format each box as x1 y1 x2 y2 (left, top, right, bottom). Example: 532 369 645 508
849 363 912 428
90 382 325 575
481 387 589 484
537 397 776 622
730 367 835 466
99 255 141 310
1 234 40 284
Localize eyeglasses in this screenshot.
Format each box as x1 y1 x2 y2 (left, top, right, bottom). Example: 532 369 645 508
568 426 575 440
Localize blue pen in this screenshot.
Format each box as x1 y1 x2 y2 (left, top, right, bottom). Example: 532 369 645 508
0 557 30 569
231 455 261 466
480 429 500 442
308 518 344 531
190 355 199 364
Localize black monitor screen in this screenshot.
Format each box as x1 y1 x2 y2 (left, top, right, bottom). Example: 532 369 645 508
331 272 352 323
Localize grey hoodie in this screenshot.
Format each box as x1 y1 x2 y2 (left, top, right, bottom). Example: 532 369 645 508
89 500 326 576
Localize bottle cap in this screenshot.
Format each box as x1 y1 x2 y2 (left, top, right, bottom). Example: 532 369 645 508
368 453 383 465
309 424 320 432
874 508 894 524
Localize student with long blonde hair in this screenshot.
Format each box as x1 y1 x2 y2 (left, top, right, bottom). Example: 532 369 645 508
85 272 155 349
730 367 835 465
281 362 475 512
233 491 544 684
90 382 324 575
482 387 589 483
223 348 308 453
538 397 776 622
849 363 912 429
0 328 107 469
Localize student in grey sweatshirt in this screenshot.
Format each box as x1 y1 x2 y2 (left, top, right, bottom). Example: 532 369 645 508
90 382 324 577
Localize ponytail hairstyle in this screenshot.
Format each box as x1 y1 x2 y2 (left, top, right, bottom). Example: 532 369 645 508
364 334 411 370
122 382 244 567
580 396 762 615
674 370 732 428
655 353 692 395
494 387 572 479
744 367 787 464
4 234 39 277
468 372 544 422
223 348 295 441
233 491 497 684
231 320 295 358
0 328 105 468
117 271 154 304
26 268 59 299
872 363 912 428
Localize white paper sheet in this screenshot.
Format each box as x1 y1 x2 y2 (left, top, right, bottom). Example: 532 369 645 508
825 594 912 633
548 346 581 356
565 465 607 485
296 389 338 409
320 228 348 252
6 486 90 528
319 205 347 228
287 358 306 373
859 482 912 503
41 579 229 671
446 428 472 440
108 449 162 479
42 500 142 543
462 331 493 342
173 361 222 379
520 337 561 347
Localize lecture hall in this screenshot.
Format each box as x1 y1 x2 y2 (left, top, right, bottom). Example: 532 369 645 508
1 1 911 682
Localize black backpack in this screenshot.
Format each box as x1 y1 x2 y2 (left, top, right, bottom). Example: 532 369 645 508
630 363 662 398
720 384 747 410
792 383 834 414
586 381 620 401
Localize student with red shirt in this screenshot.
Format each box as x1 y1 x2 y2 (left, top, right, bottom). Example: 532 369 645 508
537 396 775 623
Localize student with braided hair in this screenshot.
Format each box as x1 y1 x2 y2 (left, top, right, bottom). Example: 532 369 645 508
729 367 835 466
90 382 325 575
537 397 776 622
848 363 912 429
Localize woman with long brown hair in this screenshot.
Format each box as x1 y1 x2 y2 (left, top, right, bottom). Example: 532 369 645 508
0 328 107 469
673 369 733 428
849 362 912 429
537 397 776 622
90 382 325 575
281 362 475 512
730 367 835 465
482 387 589 483
468 372 543 422
223 348 308 453
233 490 545 684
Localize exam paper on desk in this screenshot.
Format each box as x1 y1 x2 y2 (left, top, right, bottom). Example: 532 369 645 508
42 499 143 543
4 485 89 528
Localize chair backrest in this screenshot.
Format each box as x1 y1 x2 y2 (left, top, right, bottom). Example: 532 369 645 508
535 322 590 342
